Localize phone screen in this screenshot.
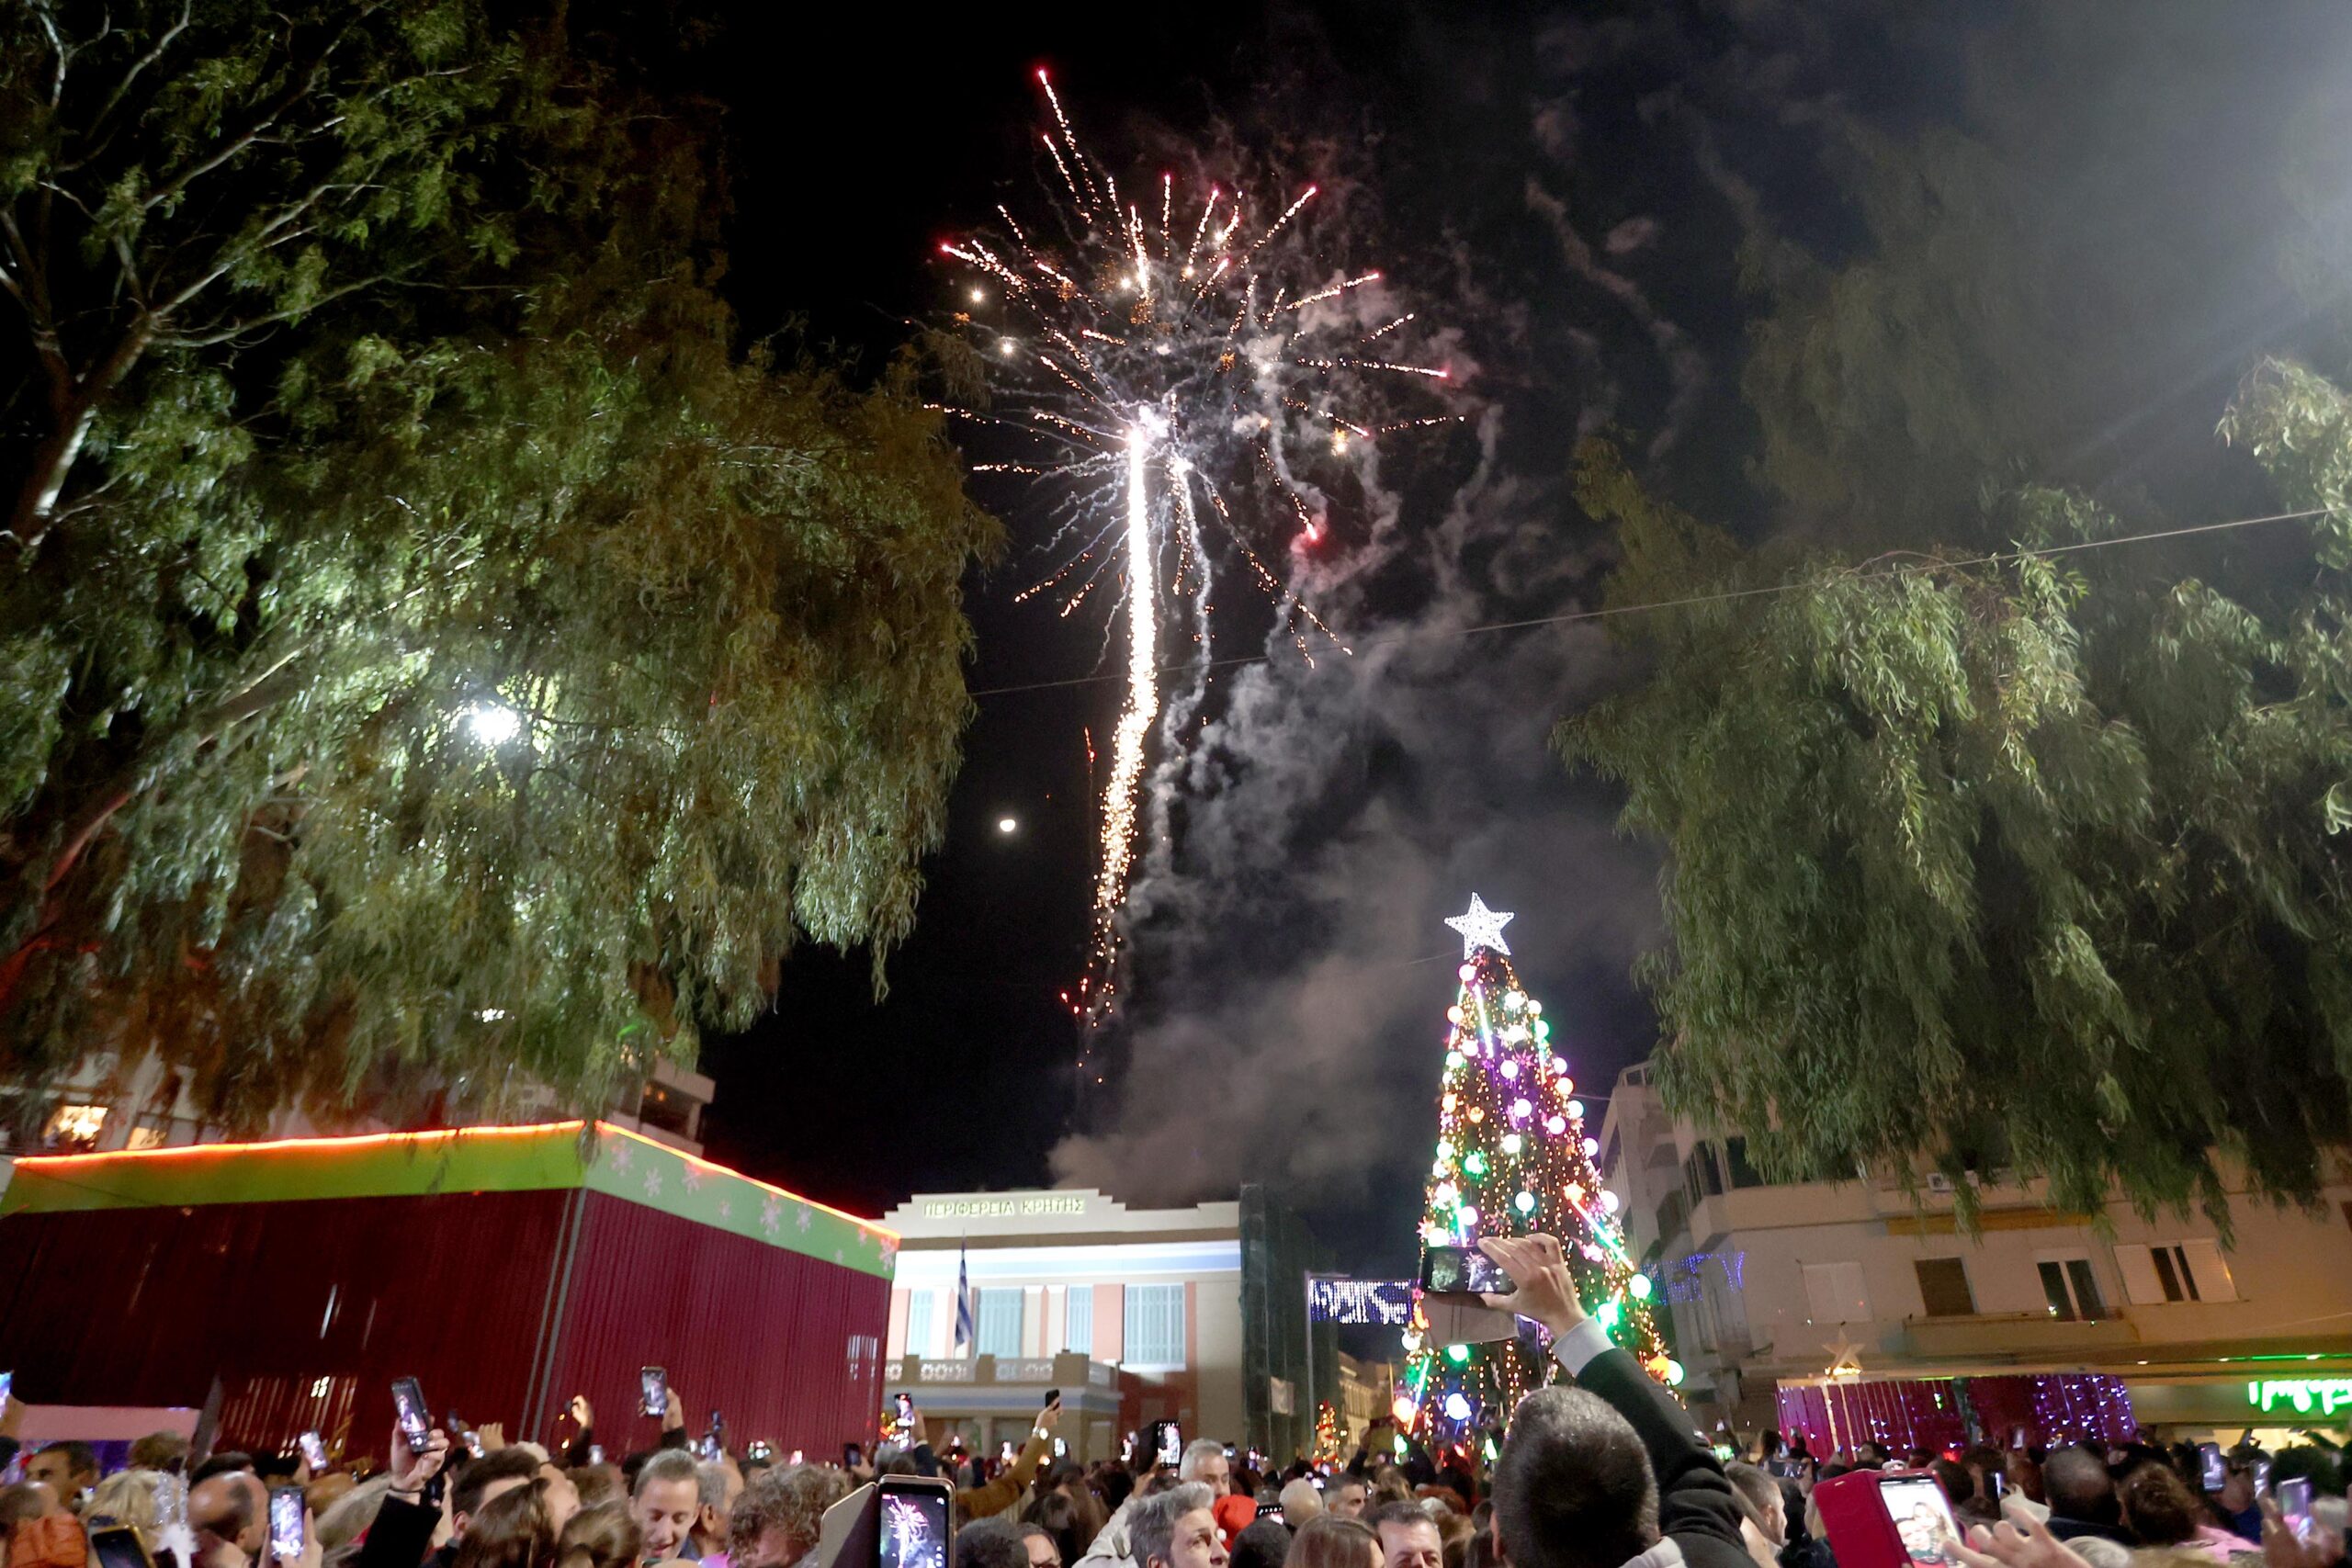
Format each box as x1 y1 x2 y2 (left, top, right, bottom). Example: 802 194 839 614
876 1479 951 1568
1419 1246 1510 1295
269 1487 307 1562
1985 1472 2005 1499
2278 1478 2313 1536
0 1371 12 1404
390 1377 430 1448
843 1444 863 1469
89 1529 153 1568
2198 1443 2223 1491
299 1430 328 1472
895 1393 914 1419
1879 1476 1963 1566
640 1366 669 1419
1152 1421 1183 1468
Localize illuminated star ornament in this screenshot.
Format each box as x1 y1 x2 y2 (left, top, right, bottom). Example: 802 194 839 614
937 70 1461 1033
1445 894 1514 957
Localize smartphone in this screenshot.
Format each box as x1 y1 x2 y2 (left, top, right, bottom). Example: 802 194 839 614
1150 1420 1183 1468
640 1366 669 1419
390 1377 430 1449
1419 1245 1510 1297
0 1371 12 1404
588 1444 605 1465
1042 1387 1060 1411
876 1475 953 1568
1052 1438 1067 1459
299 1430 328 1472
88 1528 155 1568
269 1485 307 1563
1985 1472 2006 1499
895 1393 914 1422
2278 1478 2313 1540
999 1441 1016 1463
2198 1443 2223 1491
1876 1474 1962 1565
842 1443 863 1469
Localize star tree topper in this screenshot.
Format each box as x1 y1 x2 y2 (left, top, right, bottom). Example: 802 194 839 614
1445 894 1514 957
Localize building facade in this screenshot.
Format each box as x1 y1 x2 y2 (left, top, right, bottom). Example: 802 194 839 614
882 1188 1248 1461
1597 1062 2352 1450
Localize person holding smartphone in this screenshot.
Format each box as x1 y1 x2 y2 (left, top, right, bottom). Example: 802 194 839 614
351 1417 453 1568
902 1396 1065 1526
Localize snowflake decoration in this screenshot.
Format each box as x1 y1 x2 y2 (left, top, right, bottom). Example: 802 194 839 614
717 1197 732 1221
642 1168 662 1199
608 1142 635 1172
681 1163 707 1192
761 1198 783 1234
796 1206 814 1234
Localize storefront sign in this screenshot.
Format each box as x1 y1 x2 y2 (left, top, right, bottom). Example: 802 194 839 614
1308 1279 1415 1325
922 1194 1090 1219
2247 1378 2352 1416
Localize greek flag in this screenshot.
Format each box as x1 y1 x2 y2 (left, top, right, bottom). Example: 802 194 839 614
953 1240 975 1354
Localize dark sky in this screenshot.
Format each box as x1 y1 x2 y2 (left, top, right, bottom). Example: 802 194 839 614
673 0 2352 1275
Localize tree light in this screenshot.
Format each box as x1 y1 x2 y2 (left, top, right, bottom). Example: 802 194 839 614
997 817 1019 834
1443 1393 1473 1422
465 702 522 746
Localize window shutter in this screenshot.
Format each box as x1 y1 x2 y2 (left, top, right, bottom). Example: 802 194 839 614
1064 1285 1093 1354
2113 1244 2165 1305
2180 1239 2238 1302
905 1291 936 1355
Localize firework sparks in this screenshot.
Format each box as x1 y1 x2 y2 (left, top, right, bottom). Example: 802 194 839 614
941 70 1460 1026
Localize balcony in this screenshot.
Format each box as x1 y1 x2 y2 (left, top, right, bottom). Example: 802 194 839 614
1897 1311 2140 1366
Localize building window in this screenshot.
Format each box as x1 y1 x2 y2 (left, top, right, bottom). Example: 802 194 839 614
977 1289 1023 1357
2114 1240 2237 1304
1064 1287 1093 1354
1724 1137 1767 1189
1684 1144 1724 1207
2037 1255 2105 1321
1914 1258 1975 1317
1803 1261 1871 1324
905 1292 935 1356
1124 1283 1186 1368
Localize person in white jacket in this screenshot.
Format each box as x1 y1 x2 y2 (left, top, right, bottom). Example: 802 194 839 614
1076 1441 1232 1568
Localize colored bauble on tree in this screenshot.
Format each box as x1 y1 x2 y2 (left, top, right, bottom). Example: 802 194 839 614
1394 895 1679 1447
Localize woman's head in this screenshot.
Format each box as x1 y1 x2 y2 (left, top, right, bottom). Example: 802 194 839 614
86 1470 170 1535
1287 1517 1380 1568
558 1499 642 1568
454 1480 557 1568
2118 1463 2199 1547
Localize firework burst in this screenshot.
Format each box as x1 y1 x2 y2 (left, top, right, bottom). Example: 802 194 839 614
941 70 1457 1030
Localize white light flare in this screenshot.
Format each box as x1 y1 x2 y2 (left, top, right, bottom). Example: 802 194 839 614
1093 421 1162 947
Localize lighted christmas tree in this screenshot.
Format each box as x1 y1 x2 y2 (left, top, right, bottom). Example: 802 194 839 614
1396 895 1679 1447
1314 1401 1344 1467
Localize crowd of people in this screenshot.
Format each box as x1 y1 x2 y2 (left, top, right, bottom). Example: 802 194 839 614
1 1235 2343 1568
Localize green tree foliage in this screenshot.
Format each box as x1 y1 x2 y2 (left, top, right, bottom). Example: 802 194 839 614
0 2 999 1128
1562 402 2352 1228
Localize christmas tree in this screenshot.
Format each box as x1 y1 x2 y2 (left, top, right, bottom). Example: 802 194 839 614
1396 895 1679 1447
1314 1401 1344 1467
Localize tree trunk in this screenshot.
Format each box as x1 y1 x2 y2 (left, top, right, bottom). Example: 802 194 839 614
6 397 97 549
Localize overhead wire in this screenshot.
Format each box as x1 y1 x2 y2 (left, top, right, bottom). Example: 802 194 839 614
966 505 2334 699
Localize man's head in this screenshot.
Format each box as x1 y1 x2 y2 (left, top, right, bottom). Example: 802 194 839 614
632 1450 702 1560
1370 1504 1442 1568
1017 1522 1064 1568
2042 1448 2120 1527
190 1472 264 1564
191 1455 256 1486
454 1450 545 1540
1130 1483 1227 1568
958 1520 1032 1568
1280 1479 1324 1529
1490 1388 1657 1568
724 1463 841 1568
1179 1442 1231 1498
27 1443 98 1506
1326 1479 1369 1523
130 1431 193 1475
692 1459 741 1550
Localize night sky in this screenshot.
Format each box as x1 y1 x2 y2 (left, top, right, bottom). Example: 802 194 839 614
666 1 2352 1274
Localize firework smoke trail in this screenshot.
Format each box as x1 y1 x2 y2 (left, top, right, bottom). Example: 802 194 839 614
940 70 1460 1030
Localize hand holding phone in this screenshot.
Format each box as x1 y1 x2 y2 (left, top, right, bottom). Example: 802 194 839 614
390 1377 431 1450
298 1431 328 1472
1419 1245 1510 1298
640 1367 669 1420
